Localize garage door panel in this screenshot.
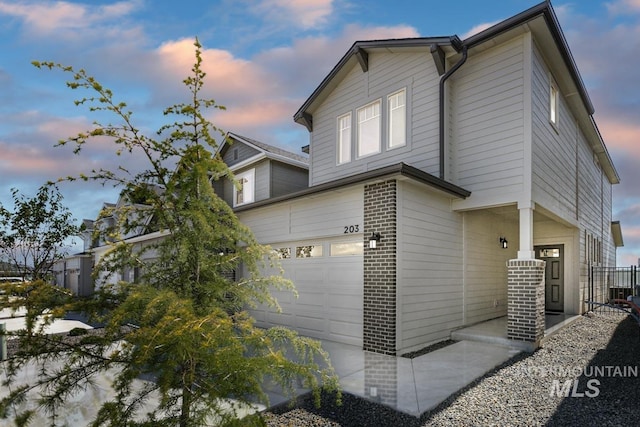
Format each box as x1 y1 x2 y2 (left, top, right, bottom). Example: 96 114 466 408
327 293 362 310
296 314 326 334
249 238 363 346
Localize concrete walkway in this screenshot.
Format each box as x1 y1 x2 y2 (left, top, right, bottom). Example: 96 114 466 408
267 338 521 417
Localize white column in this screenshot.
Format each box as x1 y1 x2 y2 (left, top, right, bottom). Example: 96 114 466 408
518 202 535 260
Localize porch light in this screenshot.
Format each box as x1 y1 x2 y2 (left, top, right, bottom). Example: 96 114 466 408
369 232 381 249
500 237 508 249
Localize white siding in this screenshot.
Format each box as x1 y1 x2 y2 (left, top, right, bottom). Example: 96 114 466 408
239 186 363 243
310 51 441 186
397 181 463 351
463 209 518 325
531 44 578 220
451 36 525 198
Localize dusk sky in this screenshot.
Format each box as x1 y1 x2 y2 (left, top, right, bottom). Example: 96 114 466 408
1 0 639 265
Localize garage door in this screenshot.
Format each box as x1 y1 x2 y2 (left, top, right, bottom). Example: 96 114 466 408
251 237 363 346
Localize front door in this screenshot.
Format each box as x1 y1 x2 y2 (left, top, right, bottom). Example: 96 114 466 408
535 245 564 312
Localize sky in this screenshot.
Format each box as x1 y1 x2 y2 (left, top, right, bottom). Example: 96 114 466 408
0 0 639 265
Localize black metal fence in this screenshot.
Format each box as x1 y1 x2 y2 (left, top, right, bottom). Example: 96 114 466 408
588 265 639 310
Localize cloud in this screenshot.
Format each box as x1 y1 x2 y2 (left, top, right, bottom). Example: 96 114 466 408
460 21 500 40
606 0 640 15
257 0 334 29
0 0 141 38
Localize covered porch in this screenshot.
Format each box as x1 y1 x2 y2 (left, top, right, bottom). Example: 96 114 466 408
451 313 582 351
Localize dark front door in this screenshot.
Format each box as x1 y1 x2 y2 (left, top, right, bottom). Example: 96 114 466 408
535 245 564 312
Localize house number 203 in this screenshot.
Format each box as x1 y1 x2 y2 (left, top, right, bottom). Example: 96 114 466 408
343 225 360 234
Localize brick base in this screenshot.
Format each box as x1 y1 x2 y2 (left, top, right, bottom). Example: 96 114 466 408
363 180 397 355
507 259 545 349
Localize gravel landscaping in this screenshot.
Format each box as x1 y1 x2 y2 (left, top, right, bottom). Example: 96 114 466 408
265 312 640 426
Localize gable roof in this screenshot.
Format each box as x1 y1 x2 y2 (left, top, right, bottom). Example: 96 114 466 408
220 132 308 169
293 0 619 185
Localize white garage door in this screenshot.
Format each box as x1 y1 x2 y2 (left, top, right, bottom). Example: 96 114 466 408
252 237 363 346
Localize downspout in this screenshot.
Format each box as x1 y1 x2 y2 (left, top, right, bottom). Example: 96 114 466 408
439 46 468 180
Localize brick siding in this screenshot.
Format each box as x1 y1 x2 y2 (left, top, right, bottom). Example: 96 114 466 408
363 180 397 355
507 259 545 347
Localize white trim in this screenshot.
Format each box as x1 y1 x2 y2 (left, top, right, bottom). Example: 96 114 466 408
337 112 352 165
233 168 256 207
387 88 407 150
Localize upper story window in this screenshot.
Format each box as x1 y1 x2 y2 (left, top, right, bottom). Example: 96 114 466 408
549 77 559 128
234 168 255 207
357 100 381 158
337 113 352 164
388 89 406 149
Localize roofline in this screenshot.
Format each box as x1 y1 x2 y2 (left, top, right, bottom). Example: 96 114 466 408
221 132 309 169
611 221 624 248
293 36 462 126
233 162 470 212
463 0 594 115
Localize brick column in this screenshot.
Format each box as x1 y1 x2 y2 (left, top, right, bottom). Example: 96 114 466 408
364 351 397 406
363 180 397 355
507 259 545 350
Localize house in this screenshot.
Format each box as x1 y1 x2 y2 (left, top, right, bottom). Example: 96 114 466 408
52 219 94 296
213 132 309 208
233 1 622 355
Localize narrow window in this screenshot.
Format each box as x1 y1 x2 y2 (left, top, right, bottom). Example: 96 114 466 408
296 245 323 258
234 169 255 207
549 78 559 127
357 100 381 157
388 89 406 149
337 113 352 164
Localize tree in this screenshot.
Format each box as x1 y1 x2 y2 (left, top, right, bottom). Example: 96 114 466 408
0 184 79 281
0 40 339 426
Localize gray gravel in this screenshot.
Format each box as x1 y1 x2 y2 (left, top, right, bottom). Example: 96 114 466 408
265 312 640 426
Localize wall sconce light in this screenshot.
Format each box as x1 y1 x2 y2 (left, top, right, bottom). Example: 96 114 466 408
369 232 381 249
500 237 508 249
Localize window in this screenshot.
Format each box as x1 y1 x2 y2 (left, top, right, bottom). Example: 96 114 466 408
388 89 406 149
274 247 291 259
296 245 323 258
330 241 363 256
234 169 255 207
337 113 352 164
357 100 381 157
549 78 559 127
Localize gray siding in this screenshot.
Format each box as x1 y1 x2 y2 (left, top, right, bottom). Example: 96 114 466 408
222 141 260 167
310 51 440 186
397 181 463 351
271 163 309 197
451 36 525 196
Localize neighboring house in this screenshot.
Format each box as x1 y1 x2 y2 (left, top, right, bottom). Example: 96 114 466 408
213 132 309 208
234 1 623 355
85 190 162 290
52 220 95 296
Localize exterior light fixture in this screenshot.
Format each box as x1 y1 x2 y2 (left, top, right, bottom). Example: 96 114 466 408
500 237 508 249
369 232 381 249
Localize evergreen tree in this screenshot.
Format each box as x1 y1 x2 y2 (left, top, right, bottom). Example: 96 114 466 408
0 40 339 427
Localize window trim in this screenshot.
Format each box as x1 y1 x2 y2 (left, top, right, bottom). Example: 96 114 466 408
337 112 352 165
356 99 382 159
387 88 407 150
549 76 559 130
233 168 255 207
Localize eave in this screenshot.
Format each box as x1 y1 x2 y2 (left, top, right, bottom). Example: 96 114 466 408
233 162 470 213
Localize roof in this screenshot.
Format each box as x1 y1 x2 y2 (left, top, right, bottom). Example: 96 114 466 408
233 162 470 212
222 132 309 168
293 0 619 185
